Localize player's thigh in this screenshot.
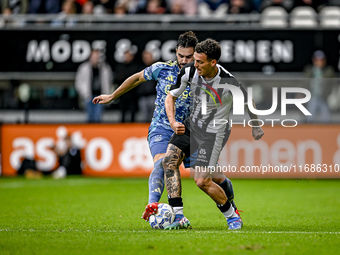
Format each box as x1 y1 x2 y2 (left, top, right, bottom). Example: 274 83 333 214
148 127 173 160
193 166 213 179
195 129 230 168
168 126 191 158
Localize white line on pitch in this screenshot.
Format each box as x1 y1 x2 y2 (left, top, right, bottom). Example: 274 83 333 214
0 179 112 188
0 229 339 235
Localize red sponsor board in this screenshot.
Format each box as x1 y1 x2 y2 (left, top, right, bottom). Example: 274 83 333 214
1 124 340 178
1 124 156 177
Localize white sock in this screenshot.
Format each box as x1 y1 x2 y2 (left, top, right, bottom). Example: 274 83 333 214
222 205 235 219
173 206 183 215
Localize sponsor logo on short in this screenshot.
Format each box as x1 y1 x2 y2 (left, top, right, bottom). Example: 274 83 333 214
199 148 206 155
154 135 162 142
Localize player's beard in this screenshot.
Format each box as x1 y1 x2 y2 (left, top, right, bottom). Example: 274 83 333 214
177 59 185 69
178 63 186 69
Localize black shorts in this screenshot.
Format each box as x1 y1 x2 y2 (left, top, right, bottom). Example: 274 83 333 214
169 118 231 167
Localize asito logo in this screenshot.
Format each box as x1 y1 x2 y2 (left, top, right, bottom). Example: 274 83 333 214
199 148 207 155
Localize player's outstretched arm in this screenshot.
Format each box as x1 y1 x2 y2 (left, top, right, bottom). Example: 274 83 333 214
245 100 264 140
92 94 114 104
92 70 146 104
165 93 185 135
239 83 264 140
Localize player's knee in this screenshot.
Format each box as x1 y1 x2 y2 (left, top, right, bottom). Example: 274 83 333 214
162 155 171 169
153 158 164 172
162 154 180 169
195 177 211 192
212 177 225 184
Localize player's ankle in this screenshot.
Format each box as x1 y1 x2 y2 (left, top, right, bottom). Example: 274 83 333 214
173 207 183 215
217 201 235 219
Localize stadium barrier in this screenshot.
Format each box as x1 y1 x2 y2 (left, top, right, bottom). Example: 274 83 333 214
1 124 339 178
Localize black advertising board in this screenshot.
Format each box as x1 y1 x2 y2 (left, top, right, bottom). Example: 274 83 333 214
0 29 339 72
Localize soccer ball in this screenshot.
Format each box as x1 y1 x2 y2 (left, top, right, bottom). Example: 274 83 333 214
149 203 175 229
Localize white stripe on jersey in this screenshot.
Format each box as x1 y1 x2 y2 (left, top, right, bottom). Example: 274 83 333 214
169 66 192 98
170 63 241 134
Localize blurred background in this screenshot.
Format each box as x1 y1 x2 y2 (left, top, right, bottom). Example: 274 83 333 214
0 0 339 178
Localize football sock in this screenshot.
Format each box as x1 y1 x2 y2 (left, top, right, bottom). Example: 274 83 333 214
148 158 164 204
168 197 184 216
217 201 236 219
218 177 237 209
173 207 184 216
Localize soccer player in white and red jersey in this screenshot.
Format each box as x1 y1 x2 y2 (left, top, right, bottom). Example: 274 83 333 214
163 38 264 230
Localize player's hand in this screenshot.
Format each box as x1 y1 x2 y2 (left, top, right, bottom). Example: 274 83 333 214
141 202 159 221
92 94 113 104
252 127 264 140
170 121 185 135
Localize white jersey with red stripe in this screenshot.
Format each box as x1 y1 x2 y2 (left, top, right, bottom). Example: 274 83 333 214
169 62 241 134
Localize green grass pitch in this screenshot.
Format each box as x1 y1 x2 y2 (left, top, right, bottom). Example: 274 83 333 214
1 177 340 255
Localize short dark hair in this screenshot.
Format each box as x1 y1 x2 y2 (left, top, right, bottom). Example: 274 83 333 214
177 31 198 49
195 39 221 61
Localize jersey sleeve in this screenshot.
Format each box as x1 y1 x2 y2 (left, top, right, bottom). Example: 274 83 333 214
169 64 193 98
143 62 162 81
